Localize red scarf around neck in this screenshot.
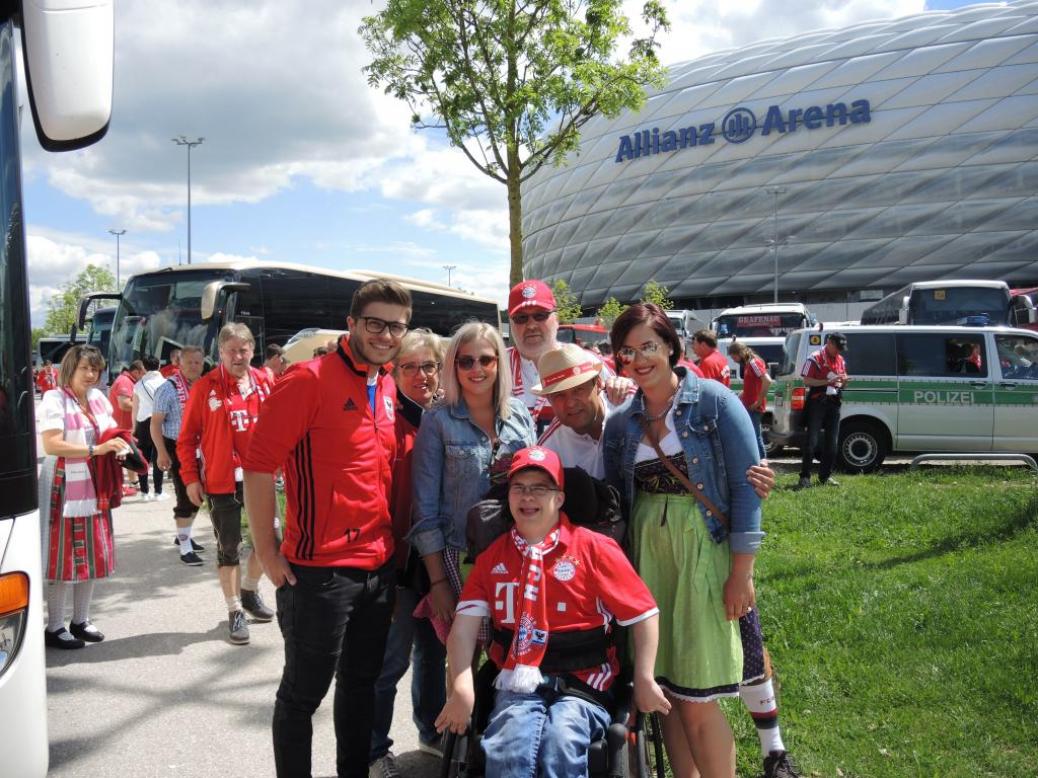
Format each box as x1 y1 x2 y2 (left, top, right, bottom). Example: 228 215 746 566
495 523 562 693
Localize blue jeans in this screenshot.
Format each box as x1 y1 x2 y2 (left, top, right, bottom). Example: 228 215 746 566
481 682 611 778
747 410 766 460
369 585 447 761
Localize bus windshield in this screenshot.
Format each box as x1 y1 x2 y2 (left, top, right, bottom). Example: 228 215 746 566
714 313 807 338
908 286 1009 325
110 270 230 371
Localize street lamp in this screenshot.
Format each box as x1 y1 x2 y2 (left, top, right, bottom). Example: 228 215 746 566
765 187 788 303
108 229 126 288
172 135 204 264
443 264 457 287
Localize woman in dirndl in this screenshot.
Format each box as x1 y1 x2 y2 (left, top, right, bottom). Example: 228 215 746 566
38 345 130 649
603 304 764 778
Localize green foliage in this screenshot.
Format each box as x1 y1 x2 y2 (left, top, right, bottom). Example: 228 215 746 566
639 278 672 310
43 264 116 335
360 1 670 284
595 296 627 328
30 328 47 349
551 279 582 323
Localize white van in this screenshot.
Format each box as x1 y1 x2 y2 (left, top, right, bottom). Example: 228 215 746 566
769 325 1038 472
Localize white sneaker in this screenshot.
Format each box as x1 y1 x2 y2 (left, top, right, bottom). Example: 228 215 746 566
155 492 170 502
143 492 155 502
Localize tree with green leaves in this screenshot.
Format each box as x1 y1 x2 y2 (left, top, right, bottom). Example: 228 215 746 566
361 0 669 286
43 264 116 335
640 278 673 310
551 278 582 323
595 295 627 328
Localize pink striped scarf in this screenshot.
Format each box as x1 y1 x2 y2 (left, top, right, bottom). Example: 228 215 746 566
59 389 106 517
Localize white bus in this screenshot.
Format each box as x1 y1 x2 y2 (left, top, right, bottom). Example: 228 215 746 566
711 302 815 339
79 263 500 373
859 279 1037 328
1 1 113 775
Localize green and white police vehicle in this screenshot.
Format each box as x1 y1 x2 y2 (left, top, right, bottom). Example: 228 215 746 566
769 325 1038 472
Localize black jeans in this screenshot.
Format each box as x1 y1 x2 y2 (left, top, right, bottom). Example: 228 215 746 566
163 436 198 520
207 485 244 567
800 397 841 481
273 561 396 778
134 419 163 494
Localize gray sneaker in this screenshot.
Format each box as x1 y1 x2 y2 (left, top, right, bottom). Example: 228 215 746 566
369 752 400 778
241 588 274 622
795 476 812 490
228 610 250 645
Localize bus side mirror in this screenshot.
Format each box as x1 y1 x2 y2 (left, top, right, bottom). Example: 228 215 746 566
76 291 121 329
898 310 908 325
201 282 250 321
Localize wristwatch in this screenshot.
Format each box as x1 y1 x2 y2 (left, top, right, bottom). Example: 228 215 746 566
87 444 95 458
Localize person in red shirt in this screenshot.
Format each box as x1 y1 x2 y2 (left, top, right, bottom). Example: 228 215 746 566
436 446 670 776
692 329 731 387
109 360 144 495
178 324 274 645
36 360 57 394
728 341 773 459
160 348 181 378
797 332 850 489
242 279 412 778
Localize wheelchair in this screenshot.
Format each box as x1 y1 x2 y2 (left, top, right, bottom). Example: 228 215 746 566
439 655 667 778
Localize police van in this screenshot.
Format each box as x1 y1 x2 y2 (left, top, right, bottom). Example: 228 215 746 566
769 325 1038 472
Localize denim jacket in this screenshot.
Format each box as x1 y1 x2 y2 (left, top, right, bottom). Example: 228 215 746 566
602 368 764 554
410 396 535 556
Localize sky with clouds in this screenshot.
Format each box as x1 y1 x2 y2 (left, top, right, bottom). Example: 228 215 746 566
23 0 977 327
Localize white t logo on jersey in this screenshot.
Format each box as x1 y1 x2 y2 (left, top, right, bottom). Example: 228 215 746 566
229 409 250 432
494 581 520 625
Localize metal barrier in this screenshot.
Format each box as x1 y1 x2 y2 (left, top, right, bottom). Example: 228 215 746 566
909 453 1037 474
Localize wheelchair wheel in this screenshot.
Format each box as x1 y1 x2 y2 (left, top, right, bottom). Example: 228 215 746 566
634 712 667 778
440 730 470 778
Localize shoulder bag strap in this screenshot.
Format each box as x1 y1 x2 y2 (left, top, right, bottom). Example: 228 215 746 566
639 416 729 529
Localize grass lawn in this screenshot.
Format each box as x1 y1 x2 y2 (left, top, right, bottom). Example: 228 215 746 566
728 466 1038 777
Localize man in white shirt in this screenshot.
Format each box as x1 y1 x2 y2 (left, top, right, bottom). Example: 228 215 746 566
131 356 169 501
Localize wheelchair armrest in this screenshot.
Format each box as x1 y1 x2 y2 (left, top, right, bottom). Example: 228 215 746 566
605 722 629 778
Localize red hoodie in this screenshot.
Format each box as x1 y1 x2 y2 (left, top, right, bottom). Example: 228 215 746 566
243 336 398 569
177 365 272 494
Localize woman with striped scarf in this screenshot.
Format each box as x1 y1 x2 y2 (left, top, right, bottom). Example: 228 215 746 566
38 345 130 649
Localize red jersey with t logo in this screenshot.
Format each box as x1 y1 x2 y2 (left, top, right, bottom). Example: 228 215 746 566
698 349 731 387
456 515 658 691
741 356 769 412
801 348 847 400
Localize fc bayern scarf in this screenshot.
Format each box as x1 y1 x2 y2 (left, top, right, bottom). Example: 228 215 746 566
494 524 561 694
169 370 191 408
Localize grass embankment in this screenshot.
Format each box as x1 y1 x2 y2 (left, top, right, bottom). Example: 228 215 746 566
730 467 1037 777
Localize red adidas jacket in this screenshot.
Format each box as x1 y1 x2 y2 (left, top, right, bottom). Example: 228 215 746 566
243 336 397 569
177 365 272 495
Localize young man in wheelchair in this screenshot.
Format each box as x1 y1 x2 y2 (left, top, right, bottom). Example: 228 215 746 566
436 446 671 777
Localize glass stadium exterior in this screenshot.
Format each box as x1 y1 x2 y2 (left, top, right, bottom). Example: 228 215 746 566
521 0 1038 315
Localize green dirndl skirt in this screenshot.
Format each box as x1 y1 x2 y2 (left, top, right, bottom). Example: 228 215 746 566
630 490 743 701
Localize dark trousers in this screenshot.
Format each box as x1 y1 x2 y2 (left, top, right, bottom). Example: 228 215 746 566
800 397 841 481
273 561 396 778
207 484 245 567
133 419 164 494
163 437 198 520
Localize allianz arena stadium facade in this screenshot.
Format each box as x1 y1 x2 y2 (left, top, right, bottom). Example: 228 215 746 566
520 1 1038 316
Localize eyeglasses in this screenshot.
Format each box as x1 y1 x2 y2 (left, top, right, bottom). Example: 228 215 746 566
616 341 663 364
456 354 499 370
399 361 440 376
508 483 559 497
359 316 408 338
511 310 555 326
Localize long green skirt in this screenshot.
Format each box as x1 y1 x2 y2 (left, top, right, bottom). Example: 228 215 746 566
630 490 742 701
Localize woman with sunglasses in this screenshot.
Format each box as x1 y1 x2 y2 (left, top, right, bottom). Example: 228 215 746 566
410 322 535 627
369 329 450 774
603 304 764 778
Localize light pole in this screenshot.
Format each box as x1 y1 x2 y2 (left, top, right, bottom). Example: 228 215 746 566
172 136 204 264
765 187 787 303
443 264 457 287
108 229 126 288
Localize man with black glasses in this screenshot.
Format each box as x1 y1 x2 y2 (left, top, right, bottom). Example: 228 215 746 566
244 278 412 778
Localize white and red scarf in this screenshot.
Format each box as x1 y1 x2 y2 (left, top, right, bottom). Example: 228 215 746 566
495 524 561 694
59 389 104 517
169 370 191 408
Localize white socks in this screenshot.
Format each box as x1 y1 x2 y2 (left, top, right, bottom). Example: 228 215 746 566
241 575 260 593
72 580 94 624
741 679 786 757
46 581 95 630
226 595 242 613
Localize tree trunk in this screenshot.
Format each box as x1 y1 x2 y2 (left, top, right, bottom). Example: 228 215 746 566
507 150 524 287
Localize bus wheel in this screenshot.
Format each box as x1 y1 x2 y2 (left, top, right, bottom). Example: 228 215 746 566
761 417 783 458
838 420 888 473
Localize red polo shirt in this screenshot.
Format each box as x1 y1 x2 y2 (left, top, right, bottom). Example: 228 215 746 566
698 349 731 387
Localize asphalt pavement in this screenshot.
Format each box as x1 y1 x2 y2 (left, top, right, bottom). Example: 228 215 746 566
43 493 441 778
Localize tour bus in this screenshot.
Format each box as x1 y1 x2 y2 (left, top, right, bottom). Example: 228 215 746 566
35 333 84 368
78 263 500 374
711 302 815 339
769 324 1038 472
1011 286 1038 332
557 322 607 346
859 279 1038 328
0 1 113 775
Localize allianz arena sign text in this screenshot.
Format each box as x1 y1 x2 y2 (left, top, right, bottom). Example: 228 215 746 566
615 98 871 163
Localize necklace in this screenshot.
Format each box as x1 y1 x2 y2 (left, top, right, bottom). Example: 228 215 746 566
643 393 675 423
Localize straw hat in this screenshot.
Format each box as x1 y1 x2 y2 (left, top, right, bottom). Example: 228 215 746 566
531 344 601 396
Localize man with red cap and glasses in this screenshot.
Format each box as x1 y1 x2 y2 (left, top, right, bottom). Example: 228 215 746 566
436 445 670 776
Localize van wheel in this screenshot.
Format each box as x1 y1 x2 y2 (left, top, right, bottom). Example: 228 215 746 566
838 420 888 473
761 418 782 458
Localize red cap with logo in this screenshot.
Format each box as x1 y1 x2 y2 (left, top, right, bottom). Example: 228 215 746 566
508 446 564 489
508 280 556 317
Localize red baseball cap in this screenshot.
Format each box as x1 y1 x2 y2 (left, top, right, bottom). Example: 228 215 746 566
508 280 556 317
508 446 564 489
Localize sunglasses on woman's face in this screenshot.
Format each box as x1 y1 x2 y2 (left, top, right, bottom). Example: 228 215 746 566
616 340 663 364
456 354 498 370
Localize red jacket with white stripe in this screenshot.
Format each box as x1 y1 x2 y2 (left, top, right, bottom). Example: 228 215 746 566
243 336 397 569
